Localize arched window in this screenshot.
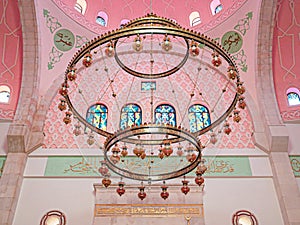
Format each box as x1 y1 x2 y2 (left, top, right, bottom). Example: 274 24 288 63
86 103 108 130
210 0 223 15
74 0 87 15
287 87 300 106
287 92 300 106
189 12 201 27
214 4 223 14
155 104 176 126
0 85 11 103
188 104 211 132
120 104 142 129
96 11 108 27
120 19 130 28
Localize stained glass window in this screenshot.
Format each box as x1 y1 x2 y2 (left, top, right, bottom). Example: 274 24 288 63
86 104 108 131
96 11 108 27
120 104 142 129
287 92 300 106
214 4 223 14
188 104 211 132
210 0 223 15
155 104 176 126
96 17 106 26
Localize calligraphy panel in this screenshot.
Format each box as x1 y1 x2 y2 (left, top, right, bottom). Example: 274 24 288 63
201 156 252 176
0 156 6 176
290 156 300 177
221 31 243 54
53 29 75 52
43 156 252 177
94 204 203 217
44 156 102 176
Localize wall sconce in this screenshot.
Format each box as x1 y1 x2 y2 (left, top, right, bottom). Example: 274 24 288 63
232 210 258 225
40 210 66 225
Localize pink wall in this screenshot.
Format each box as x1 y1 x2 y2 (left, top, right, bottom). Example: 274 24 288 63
53 0 247 34
0 0 23 120
39 0 256 150
273 0 300 121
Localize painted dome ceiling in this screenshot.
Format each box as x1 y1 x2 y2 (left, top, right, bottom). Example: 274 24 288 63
52 0 247 34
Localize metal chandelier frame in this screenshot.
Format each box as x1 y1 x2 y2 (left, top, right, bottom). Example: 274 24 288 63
59 13 245 184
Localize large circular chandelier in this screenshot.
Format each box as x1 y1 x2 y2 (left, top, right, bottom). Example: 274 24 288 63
58 14 246 199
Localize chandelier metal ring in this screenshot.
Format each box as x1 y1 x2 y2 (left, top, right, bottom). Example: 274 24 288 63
66 22 239 75
63 21 241 137
113 37 190 79
105 124 199 146
59 14 246 189
122 14 182 29
104 124 202 181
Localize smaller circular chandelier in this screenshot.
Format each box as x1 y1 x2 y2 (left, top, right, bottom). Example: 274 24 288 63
58 14 246 200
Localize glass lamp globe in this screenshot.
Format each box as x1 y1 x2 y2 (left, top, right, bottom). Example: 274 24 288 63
238 215 253 225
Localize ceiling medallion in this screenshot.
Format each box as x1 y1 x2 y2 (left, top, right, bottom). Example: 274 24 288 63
59 13 246 199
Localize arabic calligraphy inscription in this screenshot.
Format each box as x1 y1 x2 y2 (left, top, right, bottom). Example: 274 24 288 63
221 31 243 54
54 29 75 52
290 156 300 177
95 204 203 217
44 156 252 177
206 159 235 174
0 157 6 176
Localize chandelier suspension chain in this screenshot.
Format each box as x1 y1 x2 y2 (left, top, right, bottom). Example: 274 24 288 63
177 68 201 127
178 46 205 127
150 32 154 123
161 50 184 122
210 80 231 113
97 68 122 104
123 39 141 107
95 44 122 114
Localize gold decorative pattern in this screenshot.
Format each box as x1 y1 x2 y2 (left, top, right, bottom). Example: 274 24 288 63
94 204 204 217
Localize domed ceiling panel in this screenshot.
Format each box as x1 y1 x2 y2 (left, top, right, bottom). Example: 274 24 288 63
0 0 23 120
38 1 259 149
52 0 247 34
273 0 300 121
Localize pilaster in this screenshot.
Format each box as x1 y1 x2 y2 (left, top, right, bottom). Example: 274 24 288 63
270 152 300 225
0 153 27 225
